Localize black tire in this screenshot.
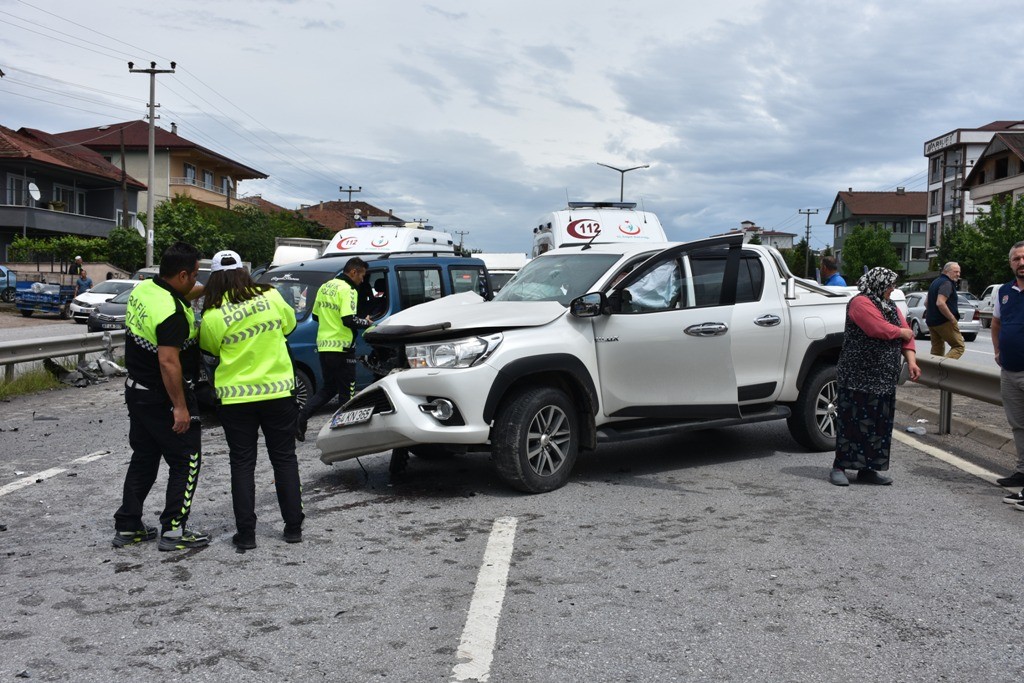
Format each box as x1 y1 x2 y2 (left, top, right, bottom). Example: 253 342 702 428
964 333 977 342
293 367 313 413
73 318 85 324
0 287 13 303
20 309 32 317
981 318 991 329
787 364 838 452
911 320 924 339
491 386 579 493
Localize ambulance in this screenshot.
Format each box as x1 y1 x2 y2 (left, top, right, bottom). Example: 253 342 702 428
530 201 667 258
321 226 457 257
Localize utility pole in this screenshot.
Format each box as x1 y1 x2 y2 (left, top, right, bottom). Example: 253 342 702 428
340 185 362 203
129 60 175 267
454 230 469 255
596 163 650 202
799 208 819 278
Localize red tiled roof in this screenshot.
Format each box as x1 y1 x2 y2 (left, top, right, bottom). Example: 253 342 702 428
245 196 289 213
297 200 404 232
977 121 1024 131
0 125 146 189
56 120 267 179
834 191 927 216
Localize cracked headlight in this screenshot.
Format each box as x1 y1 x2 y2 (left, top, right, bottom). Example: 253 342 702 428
406 333 502 369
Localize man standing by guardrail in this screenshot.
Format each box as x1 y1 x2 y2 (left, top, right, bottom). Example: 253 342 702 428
992 241 1024 491
926 262 965 359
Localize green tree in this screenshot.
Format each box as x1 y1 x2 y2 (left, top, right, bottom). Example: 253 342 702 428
937 197 1024 292
106 225 146 272
840 224 901 280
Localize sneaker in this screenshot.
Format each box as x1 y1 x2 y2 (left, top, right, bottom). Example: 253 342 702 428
158 528 211 552
997 472 1024 487
112 525 157 548
857 469 892 485
232 532 257 550
1015 500 1024 513
1003 491 1024 505
283 524 302 544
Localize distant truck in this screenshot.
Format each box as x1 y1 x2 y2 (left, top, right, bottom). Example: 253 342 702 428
476 252 528 291
531 201 667 258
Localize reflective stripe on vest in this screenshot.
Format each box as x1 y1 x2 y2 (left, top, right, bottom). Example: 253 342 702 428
214 378 295 400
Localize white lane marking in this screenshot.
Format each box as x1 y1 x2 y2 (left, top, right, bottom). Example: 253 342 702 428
0 451 111 497
73 450 111 464
0 467 67 497
451 516 518 683
893 431 1002 484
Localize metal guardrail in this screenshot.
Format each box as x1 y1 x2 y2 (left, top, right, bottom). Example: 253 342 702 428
914 354 1001 434
0 330 125 382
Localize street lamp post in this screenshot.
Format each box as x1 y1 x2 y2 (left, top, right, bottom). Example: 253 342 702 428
596 163 650 202
129 60 175 267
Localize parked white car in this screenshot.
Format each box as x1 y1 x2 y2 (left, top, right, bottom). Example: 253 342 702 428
68 279 139 324
903 292 980 342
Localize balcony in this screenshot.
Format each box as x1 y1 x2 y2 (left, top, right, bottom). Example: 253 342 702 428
170 177 259 208
0 204 116 237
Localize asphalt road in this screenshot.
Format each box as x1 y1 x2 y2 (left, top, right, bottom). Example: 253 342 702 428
2 381 1024 681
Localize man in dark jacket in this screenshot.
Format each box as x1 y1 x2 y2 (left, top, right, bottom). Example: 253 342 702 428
925 262 965 359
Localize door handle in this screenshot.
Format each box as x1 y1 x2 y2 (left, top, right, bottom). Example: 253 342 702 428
755 314 782 327
684 322 729 337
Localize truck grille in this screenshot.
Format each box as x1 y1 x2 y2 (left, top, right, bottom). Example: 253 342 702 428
341 387 394 415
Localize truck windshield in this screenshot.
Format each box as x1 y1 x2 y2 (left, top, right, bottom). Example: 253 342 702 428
493 253 620 305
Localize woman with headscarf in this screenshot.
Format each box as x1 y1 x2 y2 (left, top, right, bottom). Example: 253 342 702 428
830 267 921 486
199 250 304 548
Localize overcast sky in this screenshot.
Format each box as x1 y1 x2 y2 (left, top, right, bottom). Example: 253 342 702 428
3 0 1023 253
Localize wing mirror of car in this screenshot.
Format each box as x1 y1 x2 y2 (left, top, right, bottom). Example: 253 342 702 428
570 292 605 318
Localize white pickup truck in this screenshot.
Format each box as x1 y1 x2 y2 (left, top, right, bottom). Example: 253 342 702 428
316 234 854 493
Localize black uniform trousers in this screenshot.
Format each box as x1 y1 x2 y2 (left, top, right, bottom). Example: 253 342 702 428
218 396 304 533
114 385 202 534
301 349 356 420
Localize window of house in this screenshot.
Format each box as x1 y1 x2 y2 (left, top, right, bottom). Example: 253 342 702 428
54 185 85 213
221 176 232 195
202 170 214 189
911 247 927 260
893 246 905 261
6 175 30 206
996 157 1009 179
116 210 138 229
930 157 941 182
894 221 906 233
912 220 926 233
184 163 196 182
930 190 939 212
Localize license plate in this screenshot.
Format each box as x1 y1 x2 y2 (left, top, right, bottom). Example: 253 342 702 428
101 323 122 329
330 407 373 429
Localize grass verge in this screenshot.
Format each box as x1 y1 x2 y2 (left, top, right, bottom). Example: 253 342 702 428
0 366 63 401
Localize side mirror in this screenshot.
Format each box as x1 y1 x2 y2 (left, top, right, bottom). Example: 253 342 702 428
570 292 605 318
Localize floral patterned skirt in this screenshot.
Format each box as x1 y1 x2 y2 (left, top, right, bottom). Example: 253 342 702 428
832 386 896 471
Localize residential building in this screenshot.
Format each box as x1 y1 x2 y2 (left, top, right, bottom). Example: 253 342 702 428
0 124 145 261
56 120 267 215
715 220 796 249
961 132 1024 206
298 200 409 233
826 188 929 275
923 120 1024 249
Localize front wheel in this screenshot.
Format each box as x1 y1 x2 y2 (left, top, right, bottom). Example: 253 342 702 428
0 287 13 303
963 333 977 342
491 386 579 493
911 320 924 339
787 364 838 452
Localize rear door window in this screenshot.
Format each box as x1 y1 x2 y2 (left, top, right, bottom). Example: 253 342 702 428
397 268 443 309
450 266 486 295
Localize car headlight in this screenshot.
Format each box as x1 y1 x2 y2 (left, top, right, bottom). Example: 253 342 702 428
406 333 502 369
72 299 84 307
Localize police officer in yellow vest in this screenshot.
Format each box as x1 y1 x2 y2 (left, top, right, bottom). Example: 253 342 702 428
113 242 210 551
296 256 370 441
199 250 303 549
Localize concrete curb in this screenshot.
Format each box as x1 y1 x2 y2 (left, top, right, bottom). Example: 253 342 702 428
896 397 1016 454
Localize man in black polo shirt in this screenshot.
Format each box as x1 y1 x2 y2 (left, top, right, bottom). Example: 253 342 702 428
112 242 210 551
925 261 965 359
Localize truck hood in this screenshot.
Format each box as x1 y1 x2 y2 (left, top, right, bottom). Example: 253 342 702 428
365 291 566 341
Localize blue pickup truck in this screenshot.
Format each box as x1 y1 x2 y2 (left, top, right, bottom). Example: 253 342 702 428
14 280 74 318
256 252 491 407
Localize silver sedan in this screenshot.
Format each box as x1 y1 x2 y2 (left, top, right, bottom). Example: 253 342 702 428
904 292 981 342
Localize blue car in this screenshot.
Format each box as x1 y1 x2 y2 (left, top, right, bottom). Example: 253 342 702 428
257 253 491 408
